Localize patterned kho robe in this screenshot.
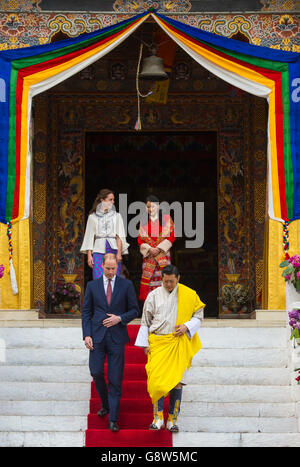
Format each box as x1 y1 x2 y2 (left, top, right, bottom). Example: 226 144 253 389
138 213 175 301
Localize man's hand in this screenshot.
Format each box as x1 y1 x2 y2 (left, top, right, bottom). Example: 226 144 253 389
174 324 188 337
103 313 121 328
84 336 94 350
144 347 150 356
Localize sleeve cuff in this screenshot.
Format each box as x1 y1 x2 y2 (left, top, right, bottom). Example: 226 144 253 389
157 239 172 253
140 243 151 258
184 316 202 338
134 325 149 347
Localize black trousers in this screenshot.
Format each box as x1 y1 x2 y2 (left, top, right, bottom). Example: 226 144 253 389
89 331 125 422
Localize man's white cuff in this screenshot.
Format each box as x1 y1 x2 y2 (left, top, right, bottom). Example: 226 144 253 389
134 325 149 347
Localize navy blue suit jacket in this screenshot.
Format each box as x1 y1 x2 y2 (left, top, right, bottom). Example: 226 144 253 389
81 275 139 345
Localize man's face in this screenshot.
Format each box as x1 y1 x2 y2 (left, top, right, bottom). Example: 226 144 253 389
103 259 117 279
162 273 180 292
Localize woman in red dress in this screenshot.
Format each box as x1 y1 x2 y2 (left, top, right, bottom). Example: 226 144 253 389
138 195 175 301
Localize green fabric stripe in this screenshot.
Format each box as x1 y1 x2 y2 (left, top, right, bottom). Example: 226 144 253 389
6 67 18 220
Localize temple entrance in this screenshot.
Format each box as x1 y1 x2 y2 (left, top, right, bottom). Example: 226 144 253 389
31 20 268 317
84 131 218 317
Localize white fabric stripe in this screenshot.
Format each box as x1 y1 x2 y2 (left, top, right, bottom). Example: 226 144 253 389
23 96 32 220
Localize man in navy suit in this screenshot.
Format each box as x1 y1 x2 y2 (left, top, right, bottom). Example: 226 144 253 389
82 253 139 432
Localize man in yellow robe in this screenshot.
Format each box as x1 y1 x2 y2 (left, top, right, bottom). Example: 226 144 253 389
135 264 205 432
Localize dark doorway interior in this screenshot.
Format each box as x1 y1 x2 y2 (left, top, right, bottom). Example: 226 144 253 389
85 131 218 317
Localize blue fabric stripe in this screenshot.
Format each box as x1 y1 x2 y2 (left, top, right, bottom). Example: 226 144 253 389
156 12 299 64
289 61 300 220
0 61 11 222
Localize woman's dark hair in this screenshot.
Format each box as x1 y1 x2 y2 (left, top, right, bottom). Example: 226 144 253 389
146 195 160 204
90 188 114 214
162 264 179 278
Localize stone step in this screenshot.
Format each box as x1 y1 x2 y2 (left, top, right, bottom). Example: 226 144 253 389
4 431 300 448
185 366 290 385
193 348 289 367
0 310 39 321
0 382 91 401
0 416 87 432
0 414 298 434
172 432 300 447
0 382 295 403
0 364 290 385
0 431 85 447
183 384 294 403
0 348 89 366
0 347 288 367
0 400 90 416
180 401 298 418
179 415 298 433
1 400 297 419
0 326 288 349
255 310 286 322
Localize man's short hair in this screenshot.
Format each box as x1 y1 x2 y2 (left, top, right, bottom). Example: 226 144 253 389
102 253 117 264
162 264 179 278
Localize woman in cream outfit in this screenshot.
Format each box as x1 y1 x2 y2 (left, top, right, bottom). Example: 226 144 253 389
80 188 129 279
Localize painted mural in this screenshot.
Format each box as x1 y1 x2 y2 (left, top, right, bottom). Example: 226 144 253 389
0 2 298 51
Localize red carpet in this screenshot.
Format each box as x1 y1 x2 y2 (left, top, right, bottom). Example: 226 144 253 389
85 325 173 447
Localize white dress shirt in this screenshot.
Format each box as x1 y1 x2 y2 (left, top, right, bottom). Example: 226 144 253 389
103 274 123 323
103 274 116 294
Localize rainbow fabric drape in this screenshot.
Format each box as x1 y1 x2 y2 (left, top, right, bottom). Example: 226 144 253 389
0 10 299 225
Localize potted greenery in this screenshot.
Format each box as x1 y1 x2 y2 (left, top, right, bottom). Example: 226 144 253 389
288 307 300 346
219 282 252 315
51 282 80 313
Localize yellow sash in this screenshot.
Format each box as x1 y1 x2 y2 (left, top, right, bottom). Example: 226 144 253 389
146 283 205 404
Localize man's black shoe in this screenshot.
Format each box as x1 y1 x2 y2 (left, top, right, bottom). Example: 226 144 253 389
108 421 120 432
97 407 109 417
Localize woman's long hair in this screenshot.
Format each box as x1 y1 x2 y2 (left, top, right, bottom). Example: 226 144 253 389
89 188 114 214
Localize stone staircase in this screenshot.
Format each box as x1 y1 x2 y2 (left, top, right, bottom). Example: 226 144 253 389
0 310 299 447
176 318 300 447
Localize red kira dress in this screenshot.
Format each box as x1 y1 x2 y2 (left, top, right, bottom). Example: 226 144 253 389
138 213 175 301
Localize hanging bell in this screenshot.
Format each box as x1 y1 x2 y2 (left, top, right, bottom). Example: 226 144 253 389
139 54 168 81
